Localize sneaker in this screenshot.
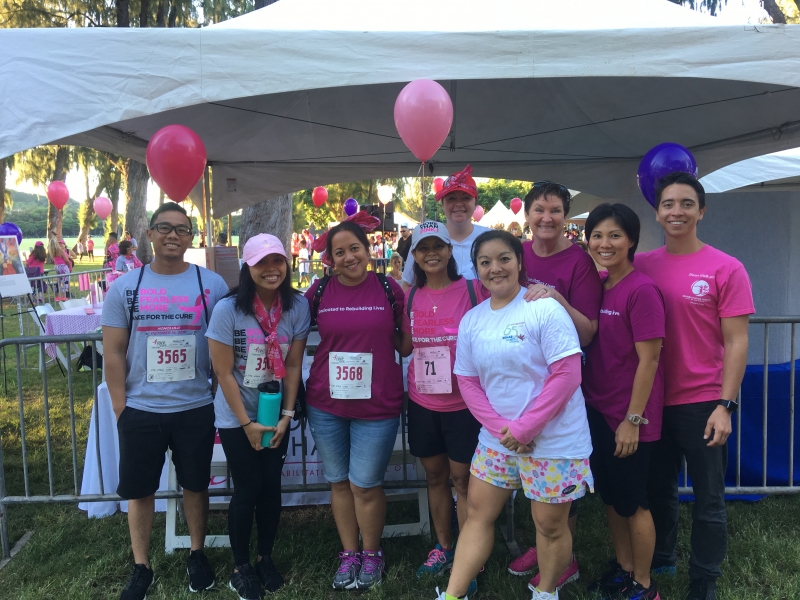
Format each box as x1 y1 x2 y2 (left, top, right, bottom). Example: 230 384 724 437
529 556 580 592
417 544 455 577
586 561 629 596
530 586 560 599
255 555 284 592
650 562 677 577
626 579 661 600
356 548 386 589
686 578 717 600
434 586 468 600
332 551 361 590
509 547 538 576
229 564 265 600
467 578 478 596
120 564 154 600
187 549 215 592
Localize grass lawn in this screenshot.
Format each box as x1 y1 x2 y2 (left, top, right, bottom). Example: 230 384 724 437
1 323 800 598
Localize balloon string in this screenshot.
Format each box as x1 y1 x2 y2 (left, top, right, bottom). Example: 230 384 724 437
419 161 426 222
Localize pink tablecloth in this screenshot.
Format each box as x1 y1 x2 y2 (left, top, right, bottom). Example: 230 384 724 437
44 305 103 359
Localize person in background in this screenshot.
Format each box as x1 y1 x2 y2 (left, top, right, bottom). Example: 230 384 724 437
105 232 120 271
401 165 489 291
637 172 754 600
396 224 412 263
217 232 228 247
441 230 593 600
388 253 403 283
298 239 310 288
508 181 603 588
49 233 72 301
207 234 311 600
87 236 95 260
115 241 143 273
582 203 665 600
26 241 47 272
399 222 488 595
125 230 138 253
76 239 85 263
102 202 229 600
291 232 300 272
303 215 405 591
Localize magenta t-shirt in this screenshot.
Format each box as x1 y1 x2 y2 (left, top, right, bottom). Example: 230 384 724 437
402 278 490 412
304 273 405 420
521 241 602 321
635 245 755 407
582 270 666 441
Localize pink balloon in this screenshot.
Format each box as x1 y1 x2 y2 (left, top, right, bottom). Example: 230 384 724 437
510 197 523 214
146 125 207 201
47 181 69 210
312 186 328 207
394 80 454 162
432 177 444 194
473 205 485 222
93 196 113 220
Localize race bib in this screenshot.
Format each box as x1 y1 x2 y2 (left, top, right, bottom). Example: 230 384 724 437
243 343 289 388
414 346 452 394
146 334 196 382
329 352 373 399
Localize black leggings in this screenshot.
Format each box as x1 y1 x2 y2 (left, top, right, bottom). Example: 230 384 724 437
218 426 290 566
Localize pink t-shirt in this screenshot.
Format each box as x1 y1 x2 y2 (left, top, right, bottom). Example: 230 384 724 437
521 241 602 322
26 257 45 271
582 270 666 441
402 278 490 412
304 274 405 420
635 245 755 407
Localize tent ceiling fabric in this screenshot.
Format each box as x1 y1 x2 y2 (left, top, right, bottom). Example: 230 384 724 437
3 0 800 214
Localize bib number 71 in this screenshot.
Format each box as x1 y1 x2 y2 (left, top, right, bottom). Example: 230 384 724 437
336 366 363 381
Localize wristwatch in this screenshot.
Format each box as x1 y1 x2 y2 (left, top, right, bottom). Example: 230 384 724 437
718 399 739 412
626 413 649 426
281 409 295 418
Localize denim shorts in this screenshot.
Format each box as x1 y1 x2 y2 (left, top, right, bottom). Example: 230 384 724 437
306 404 399 489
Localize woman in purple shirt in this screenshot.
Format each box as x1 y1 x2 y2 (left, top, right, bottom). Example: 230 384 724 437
304 217 405 592
582 203 665 600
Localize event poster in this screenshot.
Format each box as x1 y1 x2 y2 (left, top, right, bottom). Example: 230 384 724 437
0 236 32 297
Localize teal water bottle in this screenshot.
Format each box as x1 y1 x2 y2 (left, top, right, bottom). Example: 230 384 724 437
257 381 282 447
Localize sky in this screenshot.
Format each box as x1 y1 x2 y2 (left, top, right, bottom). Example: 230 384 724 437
6 0 774 213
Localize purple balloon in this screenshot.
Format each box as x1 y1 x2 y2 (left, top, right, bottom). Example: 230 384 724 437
637 143 698 207
343 197 359 217
0 222 22 244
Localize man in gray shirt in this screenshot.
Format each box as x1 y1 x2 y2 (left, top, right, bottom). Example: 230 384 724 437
103 202 229 600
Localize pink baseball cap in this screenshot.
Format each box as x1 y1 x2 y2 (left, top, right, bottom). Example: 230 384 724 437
242 233 288 266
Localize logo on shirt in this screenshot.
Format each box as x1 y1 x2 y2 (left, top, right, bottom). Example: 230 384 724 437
502 322 525 344
600 308 620 317
691 280 710 297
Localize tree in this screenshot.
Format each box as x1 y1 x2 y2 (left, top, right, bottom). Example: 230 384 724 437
476 180 531 212
669 0 800 22
124 159 153 263
239 194 292 250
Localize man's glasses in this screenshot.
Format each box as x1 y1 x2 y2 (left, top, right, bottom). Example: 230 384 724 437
151 223 193 237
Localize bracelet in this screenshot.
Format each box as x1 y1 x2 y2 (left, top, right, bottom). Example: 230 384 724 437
241 420 255 427
281 409 295 418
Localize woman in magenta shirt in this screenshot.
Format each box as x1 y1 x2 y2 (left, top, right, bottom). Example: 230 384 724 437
582 203 665 600
521 182 601 347
304 217 405 591
398 221 488 588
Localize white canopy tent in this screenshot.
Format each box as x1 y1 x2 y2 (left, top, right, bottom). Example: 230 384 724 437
701 147 800 193
4 0 800 217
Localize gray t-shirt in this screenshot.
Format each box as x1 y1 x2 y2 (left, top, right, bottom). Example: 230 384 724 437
206 295 311 429
402 223 489 285
101 263 229 413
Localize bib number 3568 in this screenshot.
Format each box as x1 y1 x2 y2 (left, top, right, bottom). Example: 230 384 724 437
329 352 372 399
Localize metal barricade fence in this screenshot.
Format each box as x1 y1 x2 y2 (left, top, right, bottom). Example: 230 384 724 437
25 268 110 313
1 318 798 561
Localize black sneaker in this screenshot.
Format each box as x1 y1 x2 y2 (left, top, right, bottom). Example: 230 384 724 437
229 564 265 600
187 549 215 592
120 564 154 600
686 578 717 600
587 562 631 597
255 555 285 593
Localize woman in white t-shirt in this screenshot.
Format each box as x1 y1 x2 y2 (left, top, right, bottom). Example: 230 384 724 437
398 222 488 589
440 230 594 600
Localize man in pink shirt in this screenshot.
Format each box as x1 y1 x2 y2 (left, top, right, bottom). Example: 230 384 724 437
635 172 754 600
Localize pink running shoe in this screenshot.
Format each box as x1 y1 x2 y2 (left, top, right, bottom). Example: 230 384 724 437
508 547 538 576
528 555 580 591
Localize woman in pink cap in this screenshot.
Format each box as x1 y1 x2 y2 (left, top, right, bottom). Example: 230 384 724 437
206 233 311 600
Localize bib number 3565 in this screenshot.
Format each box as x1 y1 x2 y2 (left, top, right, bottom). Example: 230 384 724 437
155 349 187 364
146 334 196 382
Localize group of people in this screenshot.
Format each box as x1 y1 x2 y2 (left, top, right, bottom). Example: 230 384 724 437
103 163 752 600
25 232 76 300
